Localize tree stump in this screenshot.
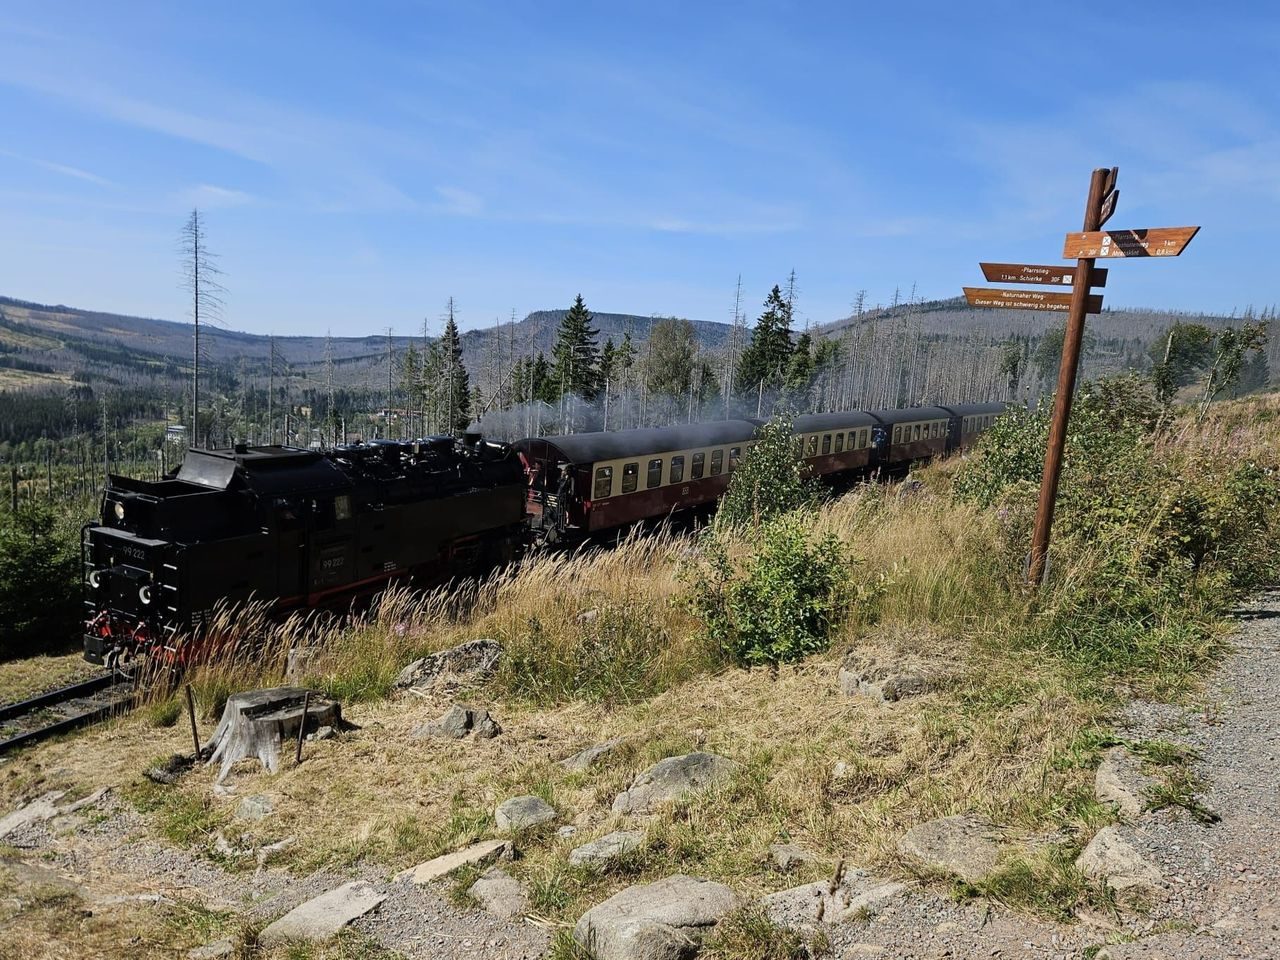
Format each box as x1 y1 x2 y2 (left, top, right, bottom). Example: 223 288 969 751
203 687 341 783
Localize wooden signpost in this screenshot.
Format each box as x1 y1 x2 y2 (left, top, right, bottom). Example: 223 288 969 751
963 167 1199 585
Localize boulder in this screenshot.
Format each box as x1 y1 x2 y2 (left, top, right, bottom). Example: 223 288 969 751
469 868 530 919
896 815 1004 883
573 875 738 960
1095 747 1156 820
1076 827 1162 898
258 880 386 945
495 795 557 832
394 639 502 691
202 687 341 783
187 940 235 960
761 874 907 930
611 752 737 815
395 838 511 885
0 788 109 839
235 794 273 821
411 704 502 740
570 830 645 869
561 738 627 772
838 652 942 702
770 843 817 873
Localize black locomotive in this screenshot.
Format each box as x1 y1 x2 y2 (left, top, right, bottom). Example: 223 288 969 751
83 435 526 666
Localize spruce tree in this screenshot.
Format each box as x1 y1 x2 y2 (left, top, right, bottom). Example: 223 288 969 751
439 312 471 432
551 294 601 400
737 285 795 396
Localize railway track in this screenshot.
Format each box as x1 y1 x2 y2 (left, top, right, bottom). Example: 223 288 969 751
0 670 137 755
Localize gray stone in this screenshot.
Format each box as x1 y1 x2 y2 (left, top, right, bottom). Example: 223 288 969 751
557 825 579 838
495 795 557 832
187 940 235 960
611 752 737 815
770 842 817 873
561 738 626 772
896 815 1004 882
235 794 273 821
395 838 511 884
468 867 530 919
569 830 645 869
1076 826 1163 898
573 874 738 960
411 704 502 740
258 880 386 945
394 639 502 691
1096 747 1156 820
306 725 336 742
0 788 109 838
761 875 907 930
839 652 942 702
285 647 322 682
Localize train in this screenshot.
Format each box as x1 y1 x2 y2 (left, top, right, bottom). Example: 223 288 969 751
81 402 1005 666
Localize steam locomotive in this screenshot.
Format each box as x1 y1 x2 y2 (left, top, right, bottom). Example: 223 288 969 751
83 402 1004 665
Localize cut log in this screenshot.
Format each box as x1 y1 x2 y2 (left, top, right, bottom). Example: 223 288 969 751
203 687 341 783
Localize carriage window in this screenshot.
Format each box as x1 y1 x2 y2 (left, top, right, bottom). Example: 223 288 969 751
691 452 705 479
334 495 352 521
892 426 901 443
805 435 818 457
710 449 724 475
647 458 663 489
913 424 922 441
593 466 613 500
834 433 844 453
621 462 639 493
793 437 804 456
669 456 685 484
821 434 832 455
931 422 939 439
729 447 741 470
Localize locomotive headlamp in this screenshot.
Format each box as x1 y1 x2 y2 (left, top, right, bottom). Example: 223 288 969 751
113 501 125 521
138 584 152 605
88 570 102 589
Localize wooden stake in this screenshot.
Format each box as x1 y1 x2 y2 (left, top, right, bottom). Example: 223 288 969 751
185 685 201 757
1027 167 1112 586
295 690 310 765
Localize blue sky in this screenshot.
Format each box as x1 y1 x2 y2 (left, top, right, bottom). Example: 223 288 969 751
1 2 1276 336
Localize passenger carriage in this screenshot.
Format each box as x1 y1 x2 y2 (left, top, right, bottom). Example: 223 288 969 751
871 406 953 465
938 402 1007 452
792 411 880 479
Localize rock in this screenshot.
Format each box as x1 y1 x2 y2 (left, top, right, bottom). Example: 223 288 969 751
145 753 194 785
395 838 511 884
495 795 557 832
1076 827 1163 898
569 830 645 869
187 940 235 959
258 880 386 945
897 815 1004 883
203 687 341 784
411 704 502 740
558 825 579 838
469 868 530 919
393 639 502 691
770 843 817 873
573 875 738 960
306 725 336 742
838 652 943 702
1095 747 1156 820
761 875 907 930
285 647 322 682
561 738 626 772
236 794 273 821
611 752 737 815
0 787 109 838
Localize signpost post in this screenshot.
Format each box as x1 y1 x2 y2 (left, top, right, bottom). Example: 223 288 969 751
963 167 1199 586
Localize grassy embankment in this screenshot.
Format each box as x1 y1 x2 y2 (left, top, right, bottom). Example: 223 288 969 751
2 382 1279 960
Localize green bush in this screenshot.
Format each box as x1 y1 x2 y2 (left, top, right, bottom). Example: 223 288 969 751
685 512 854 666
0 504 82 659
716 413 818 530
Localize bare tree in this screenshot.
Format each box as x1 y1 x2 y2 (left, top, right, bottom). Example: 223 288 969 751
179 209 224 448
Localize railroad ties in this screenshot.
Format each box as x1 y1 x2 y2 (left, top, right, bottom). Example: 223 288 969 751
0 670 136 755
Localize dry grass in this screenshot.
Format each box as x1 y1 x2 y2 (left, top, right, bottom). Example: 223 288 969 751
0 650 100 704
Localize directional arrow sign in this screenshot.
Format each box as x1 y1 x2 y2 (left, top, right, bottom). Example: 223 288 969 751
1098 188 1119 228
1063 226 1199 259
980 263 1107 287
964 287 1103 314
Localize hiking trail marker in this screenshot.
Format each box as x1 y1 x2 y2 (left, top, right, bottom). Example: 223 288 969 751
963 167 1199 586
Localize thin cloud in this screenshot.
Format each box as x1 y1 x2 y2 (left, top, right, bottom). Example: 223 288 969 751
0 147 116 187
180 184 254 208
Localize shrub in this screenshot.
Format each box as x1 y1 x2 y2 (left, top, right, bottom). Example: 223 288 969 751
685 512 854 666
0 504 81 659
716 413 818 530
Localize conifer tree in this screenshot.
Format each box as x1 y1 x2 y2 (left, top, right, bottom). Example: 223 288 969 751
551 294 601 400
439 309 471 432
737 285 794 396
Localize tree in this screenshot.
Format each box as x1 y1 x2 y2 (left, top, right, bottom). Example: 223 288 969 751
1199 322 1268 417
644 317 698 398
0 505 80 656
786 331 815 392
551 295 601 400
179 209 224 448
1149 321 1215 406
737 285 794 397
439 306 471 432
